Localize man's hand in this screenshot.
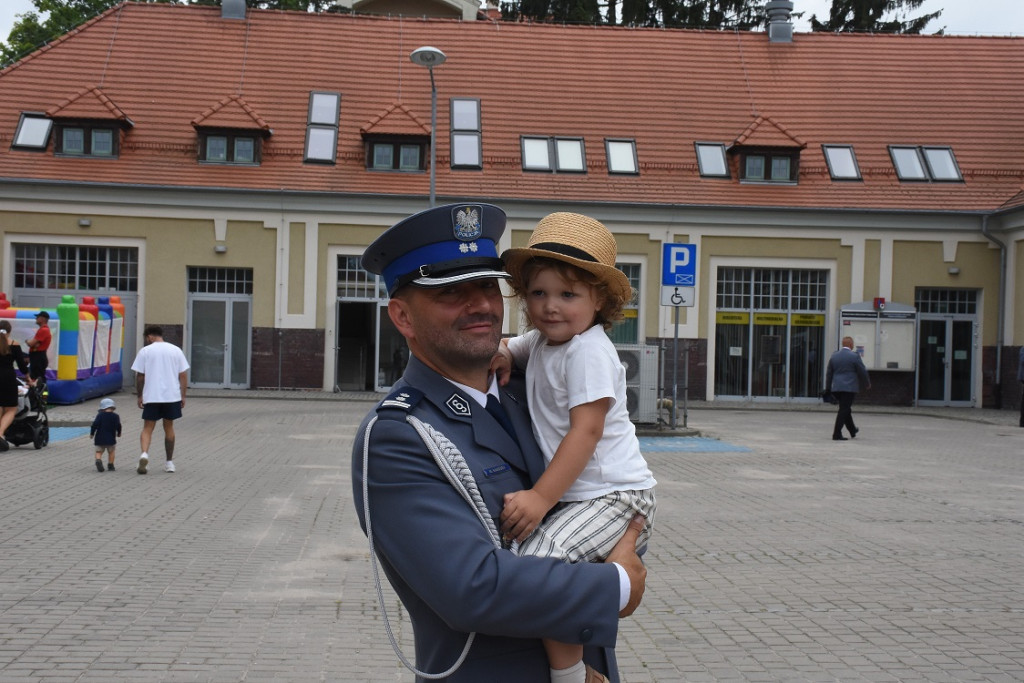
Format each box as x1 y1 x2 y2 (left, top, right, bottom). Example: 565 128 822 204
500 489 553 543
606 514 646 618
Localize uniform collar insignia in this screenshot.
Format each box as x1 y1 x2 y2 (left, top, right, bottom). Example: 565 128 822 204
445 393 472 417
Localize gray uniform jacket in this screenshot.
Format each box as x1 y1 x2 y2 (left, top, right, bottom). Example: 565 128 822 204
352 355 622 682
826 347 870 393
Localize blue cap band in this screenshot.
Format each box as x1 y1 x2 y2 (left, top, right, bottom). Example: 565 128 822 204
382 238 499 293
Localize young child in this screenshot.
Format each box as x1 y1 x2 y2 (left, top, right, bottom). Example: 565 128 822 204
493 212 657 683
90 397 121 472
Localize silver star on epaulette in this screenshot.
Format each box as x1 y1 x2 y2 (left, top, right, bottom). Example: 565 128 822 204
458 242 479 254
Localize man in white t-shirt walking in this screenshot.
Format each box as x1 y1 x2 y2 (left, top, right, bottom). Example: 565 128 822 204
131 325 190 474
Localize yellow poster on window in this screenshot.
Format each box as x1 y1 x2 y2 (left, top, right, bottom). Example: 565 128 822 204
753 313 787 326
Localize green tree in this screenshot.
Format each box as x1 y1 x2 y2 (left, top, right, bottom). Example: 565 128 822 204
810 0 942 34
506 0 764 28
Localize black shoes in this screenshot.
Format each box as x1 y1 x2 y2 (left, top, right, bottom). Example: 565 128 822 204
0 437 8 452
851 428 859 438
833 435 848 441
95 459 105 472
107 462 115 471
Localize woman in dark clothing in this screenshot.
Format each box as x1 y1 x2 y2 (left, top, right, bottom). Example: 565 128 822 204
0 320 30 451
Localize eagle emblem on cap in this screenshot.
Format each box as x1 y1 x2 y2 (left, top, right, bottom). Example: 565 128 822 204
452 206 483 241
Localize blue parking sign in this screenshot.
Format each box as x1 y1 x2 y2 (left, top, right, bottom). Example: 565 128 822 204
662 243 696 286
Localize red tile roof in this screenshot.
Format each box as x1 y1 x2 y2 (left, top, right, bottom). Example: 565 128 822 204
2 2 1023 211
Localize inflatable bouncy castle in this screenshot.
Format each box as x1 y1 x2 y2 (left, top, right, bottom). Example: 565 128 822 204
0 293 125 404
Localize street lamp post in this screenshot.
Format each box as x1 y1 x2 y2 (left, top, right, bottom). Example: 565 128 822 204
409 46 447 207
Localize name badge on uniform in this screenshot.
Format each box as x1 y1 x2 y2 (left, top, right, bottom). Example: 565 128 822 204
483 464 510 478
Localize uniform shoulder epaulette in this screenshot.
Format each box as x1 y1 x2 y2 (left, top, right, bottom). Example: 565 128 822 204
376 387 424 414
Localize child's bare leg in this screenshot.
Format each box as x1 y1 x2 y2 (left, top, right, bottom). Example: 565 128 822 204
545 639 585 680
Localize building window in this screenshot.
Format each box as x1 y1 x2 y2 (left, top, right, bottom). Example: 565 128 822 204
890 145 962 182
915 288 977 315
451 98 481 169
54 123 118 157
12 113 52 150
521 136 586 173
606 139 638 175
695 142 729 178
304 91 340 163
921 147 962 181
822 144 861 180
740 150 797 183
198 131 259 164
14 244 138 291
337 254 383 298
187 267 253 295
608 262 641 344
367 139 425 171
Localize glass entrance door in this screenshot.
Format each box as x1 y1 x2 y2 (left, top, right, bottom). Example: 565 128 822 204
917 317 975 406
187 296 251 388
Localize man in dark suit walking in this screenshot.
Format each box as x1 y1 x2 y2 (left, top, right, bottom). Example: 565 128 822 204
826 336 871 441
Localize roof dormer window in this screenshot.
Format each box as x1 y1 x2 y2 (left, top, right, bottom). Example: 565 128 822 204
198 130 259 164
740 149 797 183
55 122 119 158
450 98 481 169
12 113 53 151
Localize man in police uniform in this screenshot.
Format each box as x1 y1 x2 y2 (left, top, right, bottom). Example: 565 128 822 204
352 203 646 682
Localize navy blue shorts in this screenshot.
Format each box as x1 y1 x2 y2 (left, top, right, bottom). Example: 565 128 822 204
141 401 182 422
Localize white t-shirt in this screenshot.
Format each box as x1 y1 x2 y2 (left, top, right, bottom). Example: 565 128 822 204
130 341 190 403
507 325 656 502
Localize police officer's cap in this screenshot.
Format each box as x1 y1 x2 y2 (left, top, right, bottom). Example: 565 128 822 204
362 203 511 296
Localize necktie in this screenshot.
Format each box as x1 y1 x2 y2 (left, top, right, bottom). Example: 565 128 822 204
485 394 519 445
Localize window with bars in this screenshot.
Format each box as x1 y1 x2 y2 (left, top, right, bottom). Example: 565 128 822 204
337 255 384 299
14 244 138 291
187 267 253 294
717 267 827 311
915 288 976 315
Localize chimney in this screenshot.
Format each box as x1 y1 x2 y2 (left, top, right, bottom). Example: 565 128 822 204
222 0 246 20
765 0 794 43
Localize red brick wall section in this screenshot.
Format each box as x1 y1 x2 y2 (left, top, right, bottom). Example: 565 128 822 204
251 327 325 389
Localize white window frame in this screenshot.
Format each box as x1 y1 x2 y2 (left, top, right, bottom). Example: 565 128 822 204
450 98 482 169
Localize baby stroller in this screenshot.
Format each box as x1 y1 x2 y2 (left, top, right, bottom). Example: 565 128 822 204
6 379 49 449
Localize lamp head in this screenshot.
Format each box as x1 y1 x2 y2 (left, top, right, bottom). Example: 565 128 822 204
410 46 447 68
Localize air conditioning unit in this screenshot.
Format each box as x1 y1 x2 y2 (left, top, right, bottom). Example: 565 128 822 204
615 344 659 424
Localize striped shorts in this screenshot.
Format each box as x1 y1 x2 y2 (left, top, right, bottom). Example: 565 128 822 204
517 488 656 564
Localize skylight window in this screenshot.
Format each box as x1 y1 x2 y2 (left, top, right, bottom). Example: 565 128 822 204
605 139 637 174
695 142 729 178
921 147 962 181
521 136 586 173
889 146 927 181
12 113 52 150
450 98 481 169
304 91 340 163
822 145 861 180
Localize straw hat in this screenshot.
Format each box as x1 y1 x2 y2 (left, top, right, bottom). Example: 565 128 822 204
501 212 632 303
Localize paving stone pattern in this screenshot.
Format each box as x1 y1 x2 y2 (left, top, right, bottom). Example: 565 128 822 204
0 393 1021 681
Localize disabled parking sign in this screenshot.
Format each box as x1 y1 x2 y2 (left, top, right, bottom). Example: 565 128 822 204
662 243 696 286
661 243 696 307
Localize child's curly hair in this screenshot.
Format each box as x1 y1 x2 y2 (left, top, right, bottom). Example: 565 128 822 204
507 256 629 331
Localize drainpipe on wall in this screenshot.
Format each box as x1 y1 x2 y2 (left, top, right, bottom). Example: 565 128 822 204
980 214 1006 408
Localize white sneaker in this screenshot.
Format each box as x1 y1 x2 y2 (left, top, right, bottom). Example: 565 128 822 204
137 453 149 474
164 461 176 473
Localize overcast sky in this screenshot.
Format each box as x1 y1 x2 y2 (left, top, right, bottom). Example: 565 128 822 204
2 0 1024 51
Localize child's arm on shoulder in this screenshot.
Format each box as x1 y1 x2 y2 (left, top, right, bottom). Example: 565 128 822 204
490 338 516 386
500 397 610 543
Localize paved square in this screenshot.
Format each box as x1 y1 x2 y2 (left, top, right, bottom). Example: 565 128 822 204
0 396 1021 681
